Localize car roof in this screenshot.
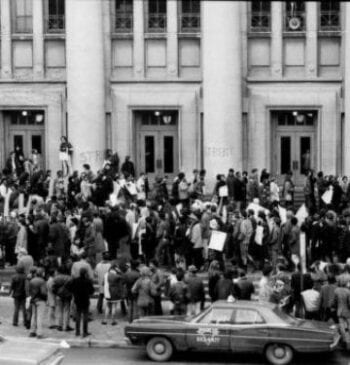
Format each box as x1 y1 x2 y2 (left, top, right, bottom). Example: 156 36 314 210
212 300 277 311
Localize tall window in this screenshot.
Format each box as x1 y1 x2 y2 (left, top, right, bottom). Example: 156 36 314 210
147 0 167 33
46 0 65 33
284 1 306 32
114 0 133 33
250 1 271 32
13 0 32 33
320 1 340 31
180 0 200 33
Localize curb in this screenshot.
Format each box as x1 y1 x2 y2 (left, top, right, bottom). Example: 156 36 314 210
4 335 136 349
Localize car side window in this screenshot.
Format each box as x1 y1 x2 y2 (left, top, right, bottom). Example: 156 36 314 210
198 308 234 325
232 309 265 325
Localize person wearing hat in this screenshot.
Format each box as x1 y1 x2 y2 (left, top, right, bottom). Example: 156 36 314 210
185 265 205 316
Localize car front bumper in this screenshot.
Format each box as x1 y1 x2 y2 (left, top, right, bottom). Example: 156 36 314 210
330 333 341 350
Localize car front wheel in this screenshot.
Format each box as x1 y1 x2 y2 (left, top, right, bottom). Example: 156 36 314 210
146 337 173 362
265 343 294 365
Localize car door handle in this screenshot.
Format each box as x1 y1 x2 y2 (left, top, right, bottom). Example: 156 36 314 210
256 329 268 334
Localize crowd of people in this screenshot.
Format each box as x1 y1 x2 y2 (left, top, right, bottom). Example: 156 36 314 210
0 146 350 348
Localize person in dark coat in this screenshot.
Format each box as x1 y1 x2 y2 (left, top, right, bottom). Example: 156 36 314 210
236 270 255 300
10 265 27 327
124 260 140 322
121 156 135 178
226 169 235 203
214 270 240 300
185 265 205 316
49 216 70 264
67 267 94 337
33 212 49 262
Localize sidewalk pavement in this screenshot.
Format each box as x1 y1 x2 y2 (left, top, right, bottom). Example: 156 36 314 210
0 296 183 349
0 296 140 348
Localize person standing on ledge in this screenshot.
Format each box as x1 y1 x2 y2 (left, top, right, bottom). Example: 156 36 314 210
121 156 135 178
59 136 73 176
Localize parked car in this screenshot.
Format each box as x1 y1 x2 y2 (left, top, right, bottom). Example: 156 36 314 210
125 300 340 365
0 335 64 365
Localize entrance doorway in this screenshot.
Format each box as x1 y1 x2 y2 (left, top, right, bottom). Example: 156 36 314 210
4 110 45 169
272 110 317 185
134 110 179 182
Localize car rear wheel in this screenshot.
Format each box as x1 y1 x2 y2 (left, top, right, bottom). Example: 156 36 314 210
146 337 173 362
265 343 294 365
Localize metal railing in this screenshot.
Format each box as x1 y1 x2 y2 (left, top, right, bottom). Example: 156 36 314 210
319 11 340 31
147 13 167 33
250 11 271 32
179 13 200 33
114 12 133 33
46 14 65 33
284 11 306 32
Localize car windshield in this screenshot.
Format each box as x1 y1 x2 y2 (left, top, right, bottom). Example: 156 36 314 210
273 308 298 324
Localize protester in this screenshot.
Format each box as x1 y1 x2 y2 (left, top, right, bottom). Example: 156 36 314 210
67 267 94 337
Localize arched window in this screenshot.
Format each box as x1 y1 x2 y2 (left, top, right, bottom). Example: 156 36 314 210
46 0 65 33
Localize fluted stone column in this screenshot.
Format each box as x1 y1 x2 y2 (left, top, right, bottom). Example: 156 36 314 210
66 0 105 172
344 3 350 174
202 1 242 187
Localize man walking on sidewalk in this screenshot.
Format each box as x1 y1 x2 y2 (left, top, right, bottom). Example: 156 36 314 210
28 268 47 338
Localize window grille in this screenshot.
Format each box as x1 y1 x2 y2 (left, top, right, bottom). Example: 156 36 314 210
319 1 340 31
147 0 167 33
180 0 200 33
46 0 65 33
114 0 133 33
13 0 32 34
250 1 271 32
284 1 306 32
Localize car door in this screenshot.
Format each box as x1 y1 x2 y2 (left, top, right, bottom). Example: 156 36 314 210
230 308 269 353
186 307 234 352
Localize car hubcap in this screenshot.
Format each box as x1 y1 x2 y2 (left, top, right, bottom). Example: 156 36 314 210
274 346 286 359
154 342 165 354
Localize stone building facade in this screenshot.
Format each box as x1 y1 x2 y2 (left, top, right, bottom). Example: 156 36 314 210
0 1 348 187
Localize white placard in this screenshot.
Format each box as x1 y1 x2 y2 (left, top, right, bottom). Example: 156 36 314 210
132 222 139 240
3 189 11 217
254 225 264 246
321 189 333 205
176 203 183 216
296 203 308 226
208 231 227 252
219 185 228 197
278 205 287 224
109 193 118 207
126 182 137 196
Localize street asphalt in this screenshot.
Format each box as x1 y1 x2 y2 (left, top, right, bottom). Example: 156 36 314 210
62 348 350 365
